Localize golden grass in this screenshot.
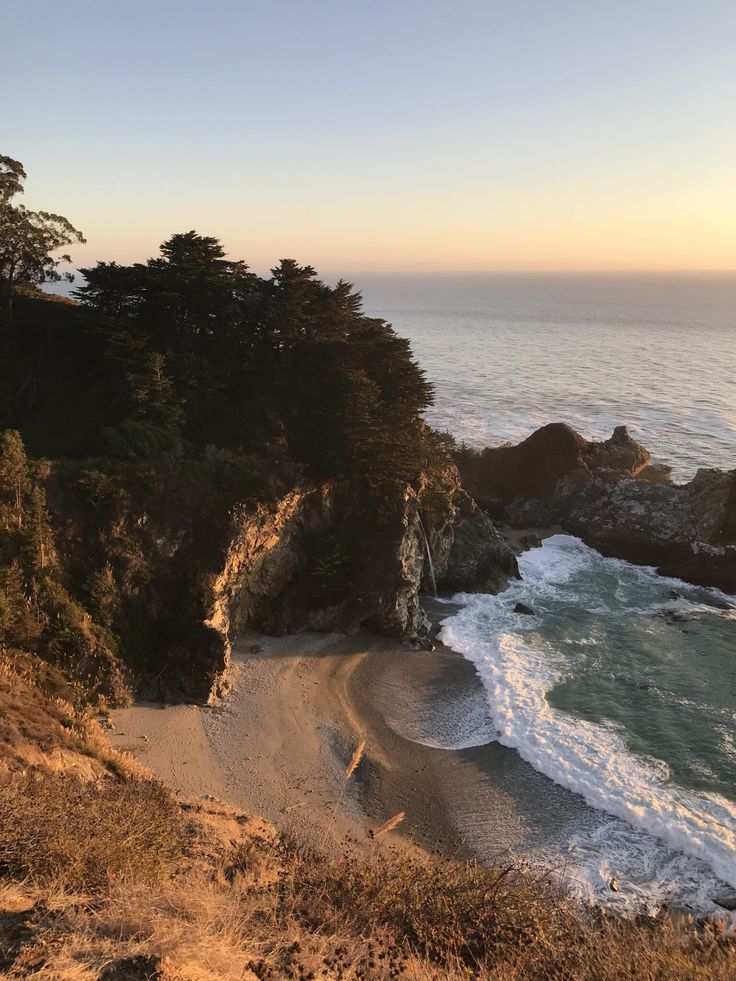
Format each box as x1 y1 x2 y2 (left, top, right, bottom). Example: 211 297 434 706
0 651 143 781
0 771 185 890
3 821 735 980
372 811 405 839
345 740 366 780
0 656 734 979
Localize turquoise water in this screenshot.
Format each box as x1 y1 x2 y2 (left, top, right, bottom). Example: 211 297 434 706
441 536 736 915
547 580 736 805
357 271 736 912
359 272 736 480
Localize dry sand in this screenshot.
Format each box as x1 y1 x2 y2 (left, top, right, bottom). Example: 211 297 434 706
112 620 597 865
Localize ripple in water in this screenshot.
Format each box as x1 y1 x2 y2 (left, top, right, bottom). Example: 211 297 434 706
359 272 736 481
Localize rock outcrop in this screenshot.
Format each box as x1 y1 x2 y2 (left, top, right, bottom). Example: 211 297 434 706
560 468 736 593
460 422 651 509
202 464 518 695
440 491 519 594
457 423 736 594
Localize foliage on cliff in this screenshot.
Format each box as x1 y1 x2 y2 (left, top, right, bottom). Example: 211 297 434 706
0 162 449 698
0 431 127 700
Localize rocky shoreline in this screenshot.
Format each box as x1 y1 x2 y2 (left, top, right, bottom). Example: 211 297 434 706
190 422 735 705
456 422 736 595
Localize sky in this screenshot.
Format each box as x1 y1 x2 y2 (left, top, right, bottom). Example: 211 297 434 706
5 0 736 275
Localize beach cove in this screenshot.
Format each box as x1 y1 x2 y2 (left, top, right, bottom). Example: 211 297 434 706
111 530 736 920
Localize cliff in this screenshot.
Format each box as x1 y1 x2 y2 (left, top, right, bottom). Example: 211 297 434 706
17 446 516 704
201 463 518 697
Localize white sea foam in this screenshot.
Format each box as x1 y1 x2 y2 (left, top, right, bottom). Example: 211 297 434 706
380 678 496 751
439 535 736 915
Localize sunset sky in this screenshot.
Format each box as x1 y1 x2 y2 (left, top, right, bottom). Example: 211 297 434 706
6 0 736 274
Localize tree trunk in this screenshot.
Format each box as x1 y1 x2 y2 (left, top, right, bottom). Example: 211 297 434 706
5 261 15 319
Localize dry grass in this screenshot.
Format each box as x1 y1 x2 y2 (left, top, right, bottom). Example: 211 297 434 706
0 657 734 979
371 812 405 839
2 822 735 980
0 651 142 781
0 771 185 890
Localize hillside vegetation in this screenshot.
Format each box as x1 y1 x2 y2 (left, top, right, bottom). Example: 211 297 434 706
1 655 735 979
0 225 455 700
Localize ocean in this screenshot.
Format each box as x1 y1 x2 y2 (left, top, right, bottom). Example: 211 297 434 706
361 273 736 916
359 272 736 482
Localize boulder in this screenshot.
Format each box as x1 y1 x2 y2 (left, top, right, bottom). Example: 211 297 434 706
583 425 651 475
637 463 674 485
712 890 736 912
519 533 543 549
514 602 535 615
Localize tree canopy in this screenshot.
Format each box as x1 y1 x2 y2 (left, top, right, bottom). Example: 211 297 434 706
75 233 434 481
0 155 26 202
0 154 85 316
2 222 435 487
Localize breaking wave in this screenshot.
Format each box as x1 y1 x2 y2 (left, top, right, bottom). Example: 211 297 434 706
440 535 736 915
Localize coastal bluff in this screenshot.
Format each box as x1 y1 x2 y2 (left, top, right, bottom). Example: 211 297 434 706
456 422 736 594
202 464 519 698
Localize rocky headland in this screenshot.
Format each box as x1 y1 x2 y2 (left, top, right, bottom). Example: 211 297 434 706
456 422 736 594
24 419 732 711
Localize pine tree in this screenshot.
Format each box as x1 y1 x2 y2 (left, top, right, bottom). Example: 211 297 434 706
0 429 30 528
128 352 184 431
24 484 54 572
88 563 120 628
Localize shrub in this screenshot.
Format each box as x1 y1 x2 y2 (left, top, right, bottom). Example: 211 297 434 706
0 772 185 889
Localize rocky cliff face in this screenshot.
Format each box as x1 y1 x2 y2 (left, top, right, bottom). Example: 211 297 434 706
457 423 736 594
202 465 519 695
36 447 517 703
560 468 736 593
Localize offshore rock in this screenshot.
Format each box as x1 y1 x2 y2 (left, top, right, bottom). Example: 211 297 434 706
460 422 652 511
514 602 535 615
457 423 736 595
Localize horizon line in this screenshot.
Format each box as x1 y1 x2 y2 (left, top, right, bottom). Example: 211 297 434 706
320 267 736 277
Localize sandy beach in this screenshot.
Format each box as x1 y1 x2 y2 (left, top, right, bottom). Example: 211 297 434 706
111 610 599 869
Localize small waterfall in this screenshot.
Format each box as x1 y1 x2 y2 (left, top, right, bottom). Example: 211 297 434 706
417 514 437 597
